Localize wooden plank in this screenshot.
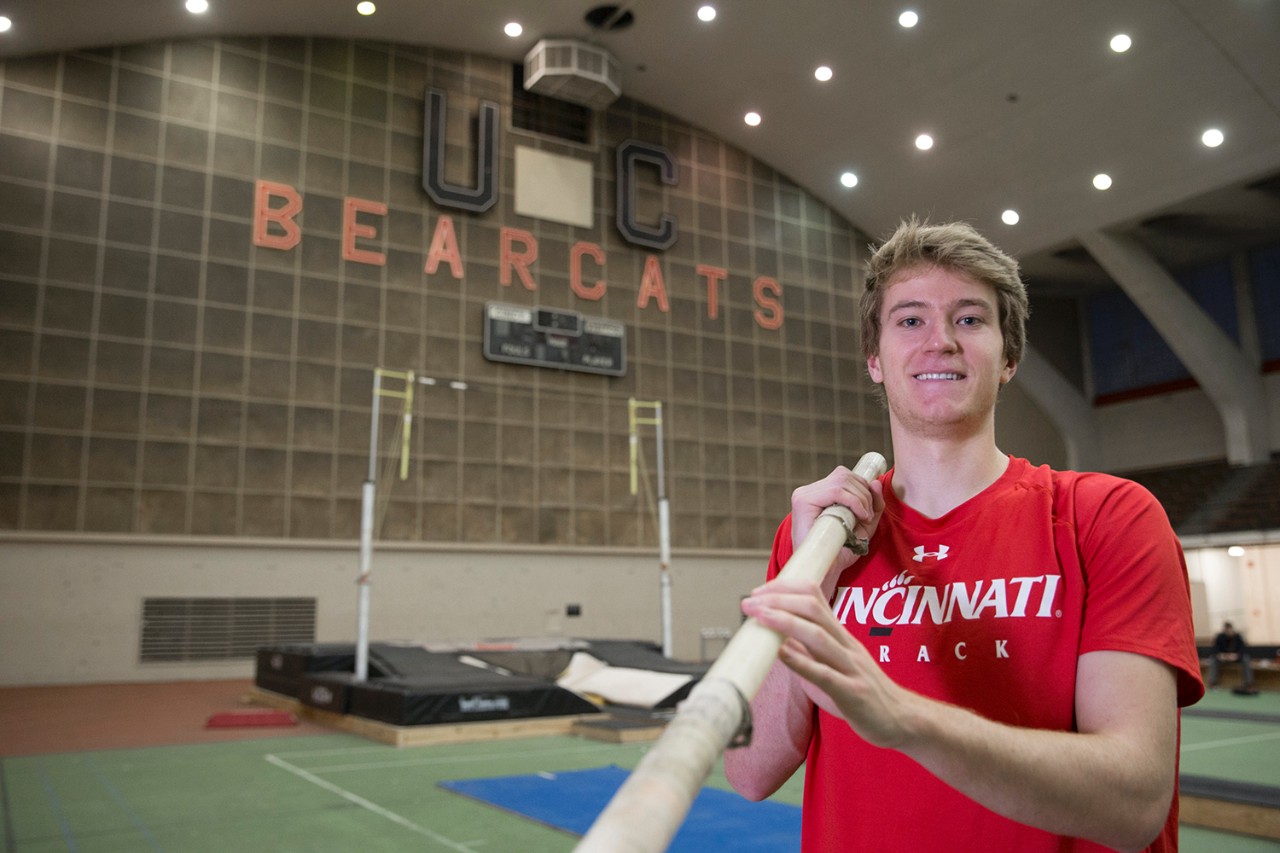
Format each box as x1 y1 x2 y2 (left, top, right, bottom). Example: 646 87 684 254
1181 796 1280 841
572 718 667 744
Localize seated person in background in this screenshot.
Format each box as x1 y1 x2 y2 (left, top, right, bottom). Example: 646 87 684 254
1209 621 1254 690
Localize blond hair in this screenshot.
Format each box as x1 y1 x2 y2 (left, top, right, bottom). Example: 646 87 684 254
860 218 1029 363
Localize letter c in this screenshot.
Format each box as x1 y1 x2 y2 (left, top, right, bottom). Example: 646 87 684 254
616 139 678 250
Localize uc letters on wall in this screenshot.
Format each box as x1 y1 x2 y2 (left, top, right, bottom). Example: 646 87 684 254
251 88 785 331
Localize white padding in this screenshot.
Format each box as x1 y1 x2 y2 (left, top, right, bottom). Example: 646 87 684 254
557 652 692 709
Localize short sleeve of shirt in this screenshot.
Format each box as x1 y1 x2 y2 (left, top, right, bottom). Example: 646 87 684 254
1066 473 1204 707
765 514 795 583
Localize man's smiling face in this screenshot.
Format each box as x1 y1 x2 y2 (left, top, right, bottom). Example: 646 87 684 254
867 265 1017 439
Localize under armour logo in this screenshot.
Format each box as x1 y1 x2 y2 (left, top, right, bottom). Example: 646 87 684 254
913 544 949 562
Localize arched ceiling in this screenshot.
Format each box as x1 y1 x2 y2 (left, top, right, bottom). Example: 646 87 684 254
2 0 1279 298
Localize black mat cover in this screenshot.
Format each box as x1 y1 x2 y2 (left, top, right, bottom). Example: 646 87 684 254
299 672 362 714
585 639 711 677
348 651 599 725
255 643 363 698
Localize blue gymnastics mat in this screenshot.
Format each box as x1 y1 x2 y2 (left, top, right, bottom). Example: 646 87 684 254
439 765 800 851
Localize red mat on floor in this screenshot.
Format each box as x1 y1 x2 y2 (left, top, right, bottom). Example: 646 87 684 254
205 709 297 728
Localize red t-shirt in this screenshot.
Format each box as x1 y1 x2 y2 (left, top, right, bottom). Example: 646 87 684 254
765 457 1204 852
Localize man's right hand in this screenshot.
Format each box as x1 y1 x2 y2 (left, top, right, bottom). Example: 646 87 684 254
790 465 885 597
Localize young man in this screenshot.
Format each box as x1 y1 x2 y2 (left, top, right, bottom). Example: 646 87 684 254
725 220 1203 852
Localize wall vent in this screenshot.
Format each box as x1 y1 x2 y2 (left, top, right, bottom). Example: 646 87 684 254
523 39 621 110
511 64 592 144
139 597 316 662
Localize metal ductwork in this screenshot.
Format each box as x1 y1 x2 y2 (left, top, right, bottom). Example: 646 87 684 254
524 39 622 110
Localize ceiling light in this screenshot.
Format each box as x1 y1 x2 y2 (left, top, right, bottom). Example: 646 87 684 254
697 5 716 22
815 66 833 82
840 172 858 188
744 111 762 126
914 133 933 150
1202 128 1225 148
356 1 375 15
899 10 919 28
1093 173 1112 190
185 0 209 13
1110 34 1131 53
0 16 11 32
504 21 523 38
1002 209 1020 225
1228 545 1245 557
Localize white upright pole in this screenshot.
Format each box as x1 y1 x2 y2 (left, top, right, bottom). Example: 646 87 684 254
355 375 383 682
629 398 674 659
655 403 672 658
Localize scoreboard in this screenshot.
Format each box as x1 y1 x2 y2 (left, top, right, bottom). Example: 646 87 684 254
483 302 626 376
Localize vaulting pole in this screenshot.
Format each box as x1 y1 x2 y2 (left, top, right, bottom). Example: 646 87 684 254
575 451 888 852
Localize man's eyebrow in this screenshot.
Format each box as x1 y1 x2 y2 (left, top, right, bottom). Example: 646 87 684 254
886 299 927 315
953 297 995 312
886 297 994 314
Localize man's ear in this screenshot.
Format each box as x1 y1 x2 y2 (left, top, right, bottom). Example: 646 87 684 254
867 354 883 383
1000 359 1018 385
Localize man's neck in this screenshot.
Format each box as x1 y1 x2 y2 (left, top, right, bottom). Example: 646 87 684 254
889 428 1011 519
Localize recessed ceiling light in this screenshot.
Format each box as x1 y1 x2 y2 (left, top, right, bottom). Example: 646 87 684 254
1110 33 1132 53
815 66 833 82
744 111 761 126
504 21 523 38
1202 128 1225 148
899 10 919 28
356 1 375 15
0 16 11 33
1093 173 1113 190
1228 545 1245 557
840 172 858 188
1002 209 1020 225
185 0 209 13
697 5 717 23
915 133 933 150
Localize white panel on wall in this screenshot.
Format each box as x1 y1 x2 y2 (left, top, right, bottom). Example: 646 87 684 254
1241 546 1280 644
1184 543 1280 644
514 146 594 228
1186 548 1249 635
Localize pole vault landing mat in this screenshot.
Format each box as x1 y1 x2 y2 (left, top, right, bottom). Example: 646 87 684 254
439 765 800 851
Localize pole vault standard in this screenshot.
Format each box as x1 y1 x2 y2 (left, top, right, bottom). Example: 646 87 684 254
576 451 888 852
355 368 465 682
628 398 672 658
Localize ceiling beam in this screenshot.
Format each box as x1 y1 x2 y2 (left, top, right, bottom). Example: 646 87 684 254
1013 347 1100 471
1077 229 1269 466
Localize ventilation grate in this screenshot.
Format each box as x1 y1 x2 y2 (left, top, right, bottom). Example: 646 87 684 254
512 64 593 145
522 39 621 111
140 597 316 662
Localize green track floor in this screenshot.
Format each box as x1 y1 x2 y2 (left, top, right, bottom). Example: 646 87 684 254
2 696 1276 852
